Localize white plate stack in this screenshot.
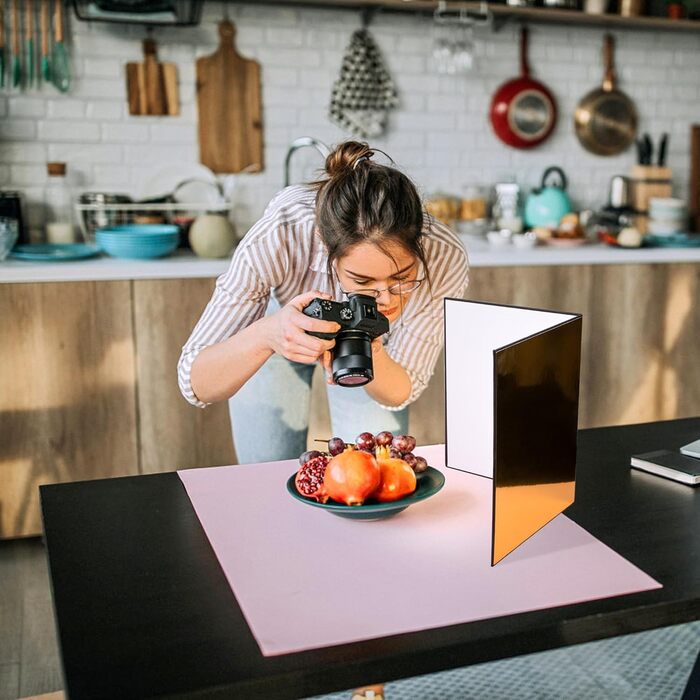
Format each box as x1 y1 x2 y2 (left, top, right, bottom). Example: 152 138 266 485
648 198 687 236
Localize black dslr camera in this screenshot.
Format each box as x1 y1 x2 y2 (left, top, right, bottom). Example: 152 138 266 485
303 294 389 387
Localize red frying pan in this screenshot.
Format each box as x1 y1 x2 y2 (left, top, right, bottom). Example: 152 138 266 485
489 27 556 149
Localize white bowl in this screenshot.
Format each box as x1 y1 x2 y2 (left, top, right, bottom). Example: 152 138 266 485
649 197 685 209
512 232 538 249
649 198 687 219
486 230 512 248
648 220 685 236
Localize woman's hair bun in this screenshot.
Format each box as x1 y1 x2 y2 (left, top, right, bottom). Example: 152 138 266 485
324 141 373 178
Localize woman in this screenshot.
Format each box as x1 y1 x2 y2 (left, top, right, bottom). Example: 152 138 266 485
178 141 469 465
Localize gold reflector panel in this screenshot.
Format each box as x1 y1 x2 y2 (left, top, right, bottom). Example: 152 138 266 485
492 317 582 566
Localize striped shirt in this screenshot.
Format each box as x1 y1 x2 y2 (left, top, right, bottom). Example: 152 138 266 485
178 185 469 410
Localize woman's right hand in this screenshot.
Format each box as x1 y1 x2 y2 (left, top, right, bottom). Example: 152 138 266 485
262 291 340 365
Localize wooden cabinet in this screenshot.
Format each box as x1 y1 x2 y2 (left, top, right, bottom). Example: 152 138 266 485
0 282 138 538
405 263 700 447
132 279 236 474
1 262 699 538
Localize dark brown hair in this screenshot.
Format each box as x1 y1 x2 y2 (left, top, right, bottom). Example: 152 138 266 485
313 141 430 289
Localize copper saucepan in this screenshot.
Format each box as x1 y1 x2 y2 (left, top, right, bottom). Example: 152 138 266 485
574 34 637 157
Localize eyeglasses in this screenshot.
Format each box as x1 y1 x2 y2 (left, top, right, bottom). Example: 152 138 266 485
340 279 424 300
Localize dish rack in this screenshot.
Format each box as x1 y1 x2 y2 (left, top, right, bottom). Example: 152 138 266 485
75 201 231 243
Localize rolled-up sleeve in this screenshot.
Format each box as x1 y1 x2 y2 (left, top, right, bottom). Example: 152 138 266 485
178 190 299 407
177 247 273 407
381 229 469 411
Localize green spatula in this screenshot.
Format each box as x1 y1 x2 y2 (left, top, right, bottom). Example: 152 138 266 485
24 0 34 87
40 0 50 82
11 0 20 88
52 0 70 92
0 1 6 88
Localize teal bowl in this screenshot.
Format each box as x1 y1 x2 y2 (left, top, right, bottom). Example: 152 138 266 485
286 466 445 520
96 225 179 259
97 224 180 236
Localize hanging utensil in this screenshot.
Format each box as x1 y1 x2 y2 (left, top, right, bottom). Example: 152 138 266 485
574 34 637 156
0 1 6 89
40 0 50 82
25 0 34 87
11 0 21 88
51 0 70 92
489 26 557 149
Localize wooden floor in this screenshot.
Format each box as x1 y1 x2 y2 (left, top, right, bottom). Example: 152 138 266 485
0 538 63 700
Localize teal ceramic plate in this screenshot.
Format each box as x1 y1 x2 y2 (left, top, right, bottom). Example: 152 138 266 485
644 233 700 248
286 466 445 520
9 243 102 261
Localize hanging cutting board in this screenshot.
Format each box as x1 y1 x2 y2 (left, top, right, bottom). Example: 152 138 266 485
126 38 179 116
196 19 263 173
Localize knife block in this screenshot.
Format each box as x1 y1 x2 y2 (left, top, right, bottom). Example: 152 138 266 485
630 165 672 234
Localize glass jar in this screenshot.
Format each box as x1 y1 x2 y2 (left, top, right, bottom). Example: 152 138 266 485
459 185 488 221
425 193 460 228
45 162 76 244
492 182 523 234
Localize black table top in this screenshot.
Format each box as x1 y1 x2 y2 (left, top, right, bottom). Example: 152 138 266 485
41 418 700 700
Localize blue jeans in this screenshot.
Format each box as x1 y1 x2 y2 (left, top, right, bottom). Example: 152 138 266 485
228 351 409 464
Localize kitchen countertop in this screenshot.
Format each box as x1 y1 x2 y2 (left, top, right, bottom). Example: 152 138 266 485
2 238 700 283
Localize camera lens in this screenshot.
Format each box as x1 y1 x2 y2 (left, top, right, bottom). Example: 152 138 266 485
332 330 373 387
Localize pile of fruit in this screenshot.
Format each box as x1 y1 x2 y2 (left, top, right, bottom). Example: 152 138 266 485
294 432 432 507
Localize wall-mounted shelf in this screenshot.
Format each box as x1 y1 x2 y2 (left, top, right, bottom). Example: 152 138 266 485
259 0 700 33
480 3 700 32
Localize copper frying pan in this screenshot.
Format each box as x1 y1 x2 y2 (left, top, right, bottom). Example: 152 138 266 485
574 34 637 156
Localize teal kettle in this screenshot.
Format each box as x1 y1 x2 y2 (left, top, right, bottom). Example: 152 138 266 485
524 166 572 228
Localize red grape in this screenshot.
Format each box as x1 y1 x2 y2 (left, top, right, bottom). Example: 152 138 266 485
328 437 346 456
392 435 416 453
355 432 375 451
413 456 429 473
299 450 323 466
374 431 394 447
403 452 417 468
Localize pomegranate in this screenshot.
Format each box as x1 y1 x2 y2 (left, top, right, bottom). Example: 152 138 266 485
324 450 381 506
373 457 417 503
295 454 330 503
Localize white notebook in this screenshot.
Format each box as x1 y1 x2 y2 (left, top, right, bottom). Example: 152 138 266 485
630 450 700 486
680 439 700 459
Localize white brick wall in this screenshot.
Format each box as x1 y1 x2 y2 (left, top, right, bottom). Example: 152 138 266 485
2 1 700 236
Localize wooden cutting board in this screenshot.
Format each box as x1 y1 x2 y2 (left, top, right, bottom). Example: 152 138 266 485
126 38 179 116
196 19 263 174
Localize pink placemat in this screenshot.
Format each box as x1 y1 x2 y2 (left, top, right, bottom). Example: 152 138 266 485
178 445 661 656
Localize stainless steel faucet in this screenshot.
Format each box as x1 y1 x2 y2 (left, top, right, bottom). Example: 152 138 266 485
284 137 331 187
